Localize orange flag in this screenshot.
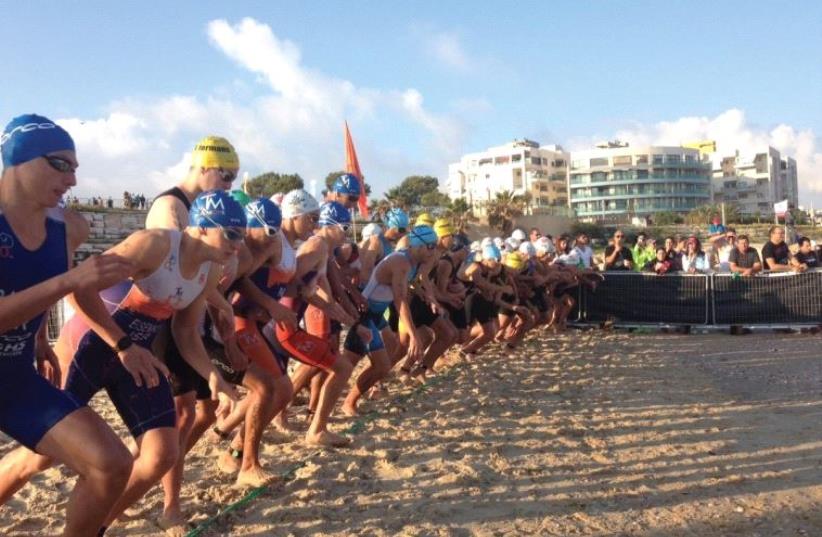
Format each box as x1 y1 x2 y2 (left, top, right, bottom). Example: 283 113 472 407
344 121 369 219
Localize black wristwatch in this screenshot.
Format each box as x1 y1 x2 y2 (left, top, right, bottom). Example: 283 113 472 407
113 335 134 353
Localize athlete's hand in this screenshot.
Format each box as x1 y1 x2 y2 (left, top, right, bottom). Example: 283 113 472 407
407 332 424 364
209 373 239 419
69 253 134 291
118 346 170 389
269 303 298 333
350 290 368 312
224 336 249 372
36 344 62 387
429 300 444 316
212 303 236 341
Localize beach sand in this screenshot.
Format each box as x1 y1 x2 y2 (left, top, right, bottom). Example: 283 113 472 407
3 330 822 536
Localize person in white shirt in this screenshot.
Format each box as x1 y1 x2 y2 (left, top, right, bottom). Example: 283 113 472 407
571 232 594 268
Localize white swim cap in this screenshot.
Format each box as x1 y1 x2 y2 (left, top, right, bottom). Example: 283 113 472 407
361 222 382 241
518 241 536 258
280 189 320 219
511 229 527 242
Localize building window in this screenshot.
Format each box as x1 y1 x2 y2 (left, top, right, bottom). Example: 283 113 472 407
530 157 541 165
495 156 510 165
571 159 585 169
478 158 492 166
591 172 607 182
553 159 566 167
665 154 681 164
684 154 696 163
613 155 632 166
590 157 608 167
652 154 664 165
637 169 649 179
512 154 522 162
636 155 649 165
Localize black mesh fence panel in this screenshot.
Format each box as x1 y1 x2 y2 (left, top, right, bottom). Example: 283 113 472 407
583 273 709 324
712 270 822 324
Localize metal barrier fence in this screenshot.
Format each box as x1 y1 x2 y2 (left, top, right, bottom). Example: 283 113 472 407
575 269 822 326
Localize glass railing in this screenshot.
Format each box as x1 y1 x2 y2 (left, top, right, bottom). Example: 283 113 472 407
569 175 710 185
570 191 710 200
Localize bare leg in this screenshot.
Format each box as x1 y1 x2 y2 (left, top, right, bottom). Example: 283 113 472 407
32 408 133 537
342 349 391 416
416 318 457 376
106 427 179 527
236 367 287 487
185 399 218 453
305 356 354 447
160 393 195 532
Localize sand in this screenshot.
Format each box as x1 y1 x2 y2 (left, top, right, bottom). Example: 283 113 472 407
3 329 822 536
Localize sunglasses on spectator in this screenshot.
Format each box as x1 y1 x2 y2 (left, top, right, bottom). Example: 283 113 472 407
43 155 77 173
615 234 624 238
199 213 245 242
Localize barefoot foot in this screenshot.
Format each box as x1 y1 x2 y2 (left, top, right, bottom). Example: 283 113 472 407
157 512 188 537
236 466 277 488
217 449 241 474
305 430 351 448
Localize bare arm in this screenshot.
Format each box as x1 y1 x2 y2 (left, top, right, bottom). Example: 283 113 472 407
145 196 188 230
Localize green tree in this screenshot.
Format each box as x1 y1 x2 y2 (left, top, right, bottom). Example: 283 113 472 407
651 211 682 225
324 170 372 196
246 172 304 198
385 175 440 209
368 198 393 222
485 190 528 234
443 197 477 232
420 190 450 208
684 203 740 226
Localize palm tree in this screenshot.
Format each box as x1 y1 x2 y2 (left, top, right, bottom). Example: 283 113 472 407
443 197 478 233
485 190 528 234
368 198 393 222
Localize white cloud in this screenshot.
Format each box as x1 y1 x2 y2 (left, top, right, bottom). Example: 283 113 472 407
575 109 822 208
59 17 471 201
427 31 471 71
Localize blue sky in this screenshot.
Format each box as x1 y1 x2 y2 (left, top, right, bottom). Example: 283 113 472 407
3 1 822 205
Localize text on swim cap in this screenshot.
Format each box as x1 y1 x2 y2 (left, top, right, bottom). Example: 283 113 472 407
0 122 58 147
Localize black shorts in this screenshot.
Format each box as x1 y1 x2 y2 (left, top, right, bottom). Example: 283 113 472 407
443 302 468 330
65 333 175 439
204 336 245 386
527 289 549 313
158 323 211 400
469 293 498 325
388 303 399 332
410 294 439 327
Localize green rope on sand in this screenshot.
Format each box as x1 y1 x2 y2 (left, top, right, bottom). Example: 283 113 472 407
185 365 460 537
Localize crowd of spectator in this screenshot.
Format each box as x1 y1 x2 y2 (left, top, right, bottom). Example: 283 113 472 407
588 223 820 277
63 191 148 210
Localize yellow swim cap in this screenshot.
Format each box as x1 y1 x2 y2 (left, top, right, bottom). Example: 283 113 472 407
433 218 455 238
191 136 239 170
504 252 525 271
415 213 435 227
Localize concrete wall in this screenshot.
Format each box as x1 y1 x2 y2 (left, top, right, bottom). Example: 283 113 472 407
75 209 146 261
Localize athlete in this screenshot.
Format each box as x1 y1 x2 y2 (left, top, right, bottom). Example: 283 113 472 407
0 113 136 537
146 136 240 532
268 191 360 447
0 189 242 535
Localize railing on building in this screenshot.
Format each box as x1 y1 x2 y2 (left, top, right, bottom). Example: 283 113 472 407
572 269 822 327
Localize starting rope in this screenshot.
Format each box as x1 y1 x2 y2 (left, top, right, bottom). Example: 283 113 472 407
185 366 461 537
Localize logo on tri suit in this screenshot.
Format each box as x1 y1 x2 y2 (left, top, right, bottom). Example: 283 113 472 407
0 232 14 259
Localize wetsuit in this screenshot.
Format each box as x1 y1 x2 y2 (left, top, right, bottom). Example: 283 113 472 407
0 207 82 451
343 250 417 356
58 230 210 438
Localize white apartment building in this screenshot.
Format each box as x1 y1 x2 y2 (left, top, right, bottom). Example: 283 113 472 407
447 139 569 214
568 142 712 223
711 147 799 216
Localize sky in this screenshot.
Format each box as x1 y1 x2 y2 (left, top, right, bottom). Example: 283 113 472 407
3 1 822 207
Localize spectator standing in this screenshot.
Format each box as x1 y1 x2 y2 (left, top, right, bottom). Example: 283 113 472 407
572 232 594 268
792 237 819 270
708 214 725 244
631 233 653 273
644 247 672 274
604 230 633 271
761 225 792 272
663 236 681 271
106 196 113 208
529 227 541 243
681 236 710 273
728 235 762 276
713 228 736 271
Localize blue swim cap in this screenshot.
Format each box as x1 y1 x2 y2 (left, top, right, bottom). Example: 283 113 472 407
332 173 361 196
385 208 409 230
189 190 247 228
408 225 438 248
482 244 501 261
318 201 352 227
1 114 75 169
245 198 282 230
